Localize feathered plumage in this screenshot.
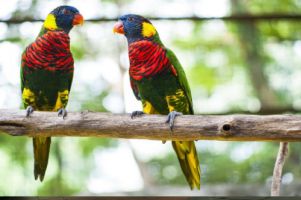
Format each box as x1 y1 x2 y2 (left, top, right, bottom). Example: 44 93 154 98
114 14 200 189
21 5 83 181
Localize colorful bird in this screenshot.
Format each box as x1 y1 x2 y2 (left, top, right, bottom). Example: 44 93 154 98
21 5 84 181
113 14 201 189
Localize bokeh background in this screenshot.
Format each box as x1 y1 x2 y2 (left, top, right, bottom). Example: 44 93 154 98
0 0 301 196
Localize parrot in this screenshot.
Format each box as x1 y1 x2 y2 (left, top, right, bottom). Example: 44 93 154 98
20 5 84 181
113 14 201 189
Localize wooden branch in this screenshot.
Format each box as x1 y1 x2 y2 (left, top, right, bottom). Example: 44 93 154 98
1 109 301 141
271 142 289 196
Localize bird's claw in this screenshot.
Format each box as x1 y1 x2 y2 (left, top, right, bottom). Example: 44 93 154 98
58 108 67 119
166 111 182 131
131 111 145 119
26 106 34 117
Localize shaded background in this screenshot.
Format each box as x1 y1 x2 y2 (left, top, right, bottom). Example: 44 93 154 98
0 0 301 196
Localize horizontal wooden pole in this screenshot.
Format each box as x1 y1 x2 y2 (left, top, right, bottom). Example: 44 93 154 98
0 109 301 141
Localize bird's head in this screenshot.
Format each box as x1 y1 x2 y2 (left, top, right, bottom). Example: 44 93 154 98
43 5 84 33
113 14 159 43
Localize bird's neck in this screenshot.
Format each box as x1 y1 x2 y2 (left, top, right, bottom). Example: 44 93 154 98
127 33 163 47
37 26 69 38
37 26 48 37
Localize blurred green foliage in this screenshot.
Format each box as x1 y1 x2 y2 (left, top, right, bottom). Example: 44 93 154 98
0 0 301 195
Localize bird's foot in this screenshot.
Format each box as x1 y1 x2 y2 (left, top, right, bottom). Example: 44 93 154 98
131 111 145 119
25 106 34 117
58 108 67 119
166 111 182 131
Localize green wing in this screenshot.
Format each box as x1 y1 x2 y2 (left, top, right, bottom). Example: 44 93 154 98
20 51 26 94
165 48 194 114
166 48 200 189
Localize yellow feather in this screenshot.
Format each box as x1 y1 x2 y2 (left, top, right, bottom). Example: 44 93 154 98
142 100 159 114
53 90 69 111
173 141 201 189
142 22 156 38
165 89 189 112
166 88 200 189
44 14 58 30
22 88 35 105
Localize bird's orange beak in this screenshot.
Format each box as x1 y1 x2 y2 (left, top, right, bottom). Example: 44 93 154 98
113 21 124 34
73 13 84 26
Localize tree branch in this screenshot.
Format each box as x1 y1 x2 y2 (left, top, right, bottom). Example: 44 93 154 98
1 109 301 141
271 142 289 196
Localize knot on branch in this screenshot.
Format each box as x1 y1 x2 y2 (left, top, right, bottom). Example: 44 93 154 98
219 121 235 136
80 110 90 120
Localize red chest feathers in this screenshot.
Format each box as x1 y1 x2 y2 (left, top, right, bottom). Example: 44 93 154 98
129 40 174 81
22 31 74 71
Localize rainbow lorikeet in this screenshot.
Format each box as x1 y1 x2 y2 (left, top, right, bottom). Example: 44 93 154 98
21 6 83 181
113 14 201 189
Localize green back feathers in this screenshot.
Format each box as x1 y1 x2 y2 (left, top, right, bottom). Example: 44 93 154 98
165 48 194 114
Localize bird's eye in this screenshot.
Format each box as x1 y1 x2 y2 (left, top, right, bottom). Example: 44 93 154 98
63 9 71 15
128 17 134 21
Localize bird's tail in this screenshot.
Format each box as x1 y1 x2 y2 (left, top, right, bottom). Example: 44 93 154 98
33 136 51 182
172 141 200 189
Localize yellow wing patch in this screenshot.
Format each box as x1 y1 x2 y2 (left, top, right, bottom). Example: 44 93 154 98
53 90 69 111
44 14 58 30
142 22 156 38
22 88 36 106
142 100 159 114
165 89 189 112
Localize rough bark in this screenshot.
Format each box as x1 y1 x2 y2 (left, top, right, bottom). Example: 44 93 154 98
271 142 289 196
1 109 301 141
